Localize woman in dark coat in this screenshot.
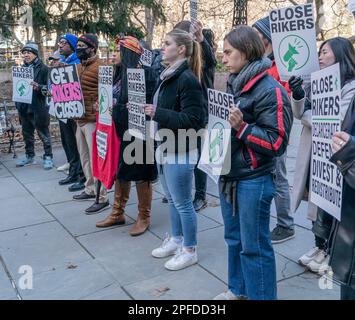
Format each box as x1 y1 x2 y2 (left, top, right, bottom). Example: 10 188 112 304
96 36 157 236
330 96 355 300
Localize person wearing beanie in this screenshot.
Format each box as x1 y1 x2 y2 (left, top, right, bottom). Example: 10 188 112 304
58 34 80 65
15 42 53 170
56 34 85 192
96 35 157 237
72 33 110 214
252 16 294 244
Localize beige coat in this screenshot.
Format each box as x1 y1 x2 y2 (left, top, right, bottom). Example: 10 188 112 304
291 79 355 221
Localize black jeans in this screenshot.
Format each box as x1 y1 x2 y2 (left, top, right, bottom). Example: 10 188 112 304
19 110 52 158
194 139 207 200
59 119 83 179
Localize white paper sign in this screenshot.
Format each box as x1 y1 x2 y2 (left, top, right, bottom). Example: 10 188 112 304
96 130 108 160
190 0 198 23
310 63 343 220
12 66 33 104
269 3 320 82
140 48 153 67
98 66 113 126
127 68 146 140
198 89 233 184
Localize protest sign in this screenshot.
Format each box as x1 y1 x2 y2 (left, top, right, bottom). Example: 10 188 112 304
310 63 343 220
348 0 355 17
269 3 319 82
190 0 198 24
48 65 85 119
98 66 113 126
140 48 153 67
12 66 34 104
198 89 233 184
127 68 146 140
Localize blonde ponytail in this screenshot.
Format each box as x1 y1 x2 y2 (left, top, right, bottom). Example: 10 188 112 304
167 29 202 82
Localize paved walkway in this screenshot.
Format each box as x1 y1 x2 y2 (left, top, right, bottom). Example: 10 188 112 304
0 119 340 300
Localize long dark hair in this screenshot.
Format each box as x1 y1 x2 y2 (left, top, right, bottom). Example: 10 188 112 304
319 37 355 87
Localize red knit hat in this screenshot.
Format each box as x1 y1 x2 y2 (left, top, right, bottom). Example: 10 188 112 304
118 36 143 55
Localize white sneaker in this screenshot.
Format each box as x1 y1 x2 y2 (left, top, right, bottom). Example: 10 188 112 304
57 163 70 172
298 247 322 266
307 252 330 274
164 247 198 271
213 290 247 300
152 235 182 258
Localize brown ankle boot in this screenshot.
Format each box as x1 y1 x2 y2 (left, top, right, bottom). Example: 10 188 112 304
129 181 152 236
96 180 131 228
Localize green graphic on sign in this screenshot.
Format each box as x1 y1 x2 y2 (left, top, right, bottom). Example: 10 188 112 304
99 87 109 115
16 80 29 97
209 122 224 163
278 35 310 72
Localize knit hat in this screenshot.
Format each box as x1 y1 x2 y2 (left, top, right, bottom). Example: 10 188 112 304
21 42 39 56
252 16 271 43
59 34 78 51
119 36 143 55
78 34 99 49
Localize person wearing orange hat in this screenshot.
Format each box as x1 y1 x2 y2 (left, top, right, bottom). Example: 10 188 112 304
96 36 157 237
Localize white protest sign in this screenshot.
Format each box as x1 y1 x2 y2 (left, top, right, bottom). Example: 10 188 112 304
310 63 343 221
127 68 146 140
269 3 319 82
12 66 34 104
198 89 233 184
348 0 355 17
140 48 153 67
49 65 85 119
96 130 108 160
98 66 113 126
190 0 198 24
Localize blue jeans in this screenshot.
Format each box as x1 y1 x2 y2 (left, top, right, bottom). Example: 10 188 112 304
219 174 277 300
159 156 197 248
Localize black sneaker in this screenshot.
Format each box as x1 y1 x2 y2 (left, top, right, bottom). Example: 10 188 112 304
193 198 207 212
85 201 110 215
73 192 96 201
68 181 85 192
271 226 295 244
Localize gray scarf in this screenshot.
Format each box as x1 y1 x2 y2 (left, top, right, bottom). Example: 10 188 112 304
227 57 272 99
220 57 272 215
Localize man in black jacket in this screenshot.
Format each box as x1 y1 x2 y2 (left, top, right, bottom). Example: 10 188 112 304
15 42 53 169
174 20 217 212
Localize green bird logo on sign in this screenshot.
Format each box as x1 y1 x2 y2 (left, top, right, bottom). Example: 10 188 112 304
16 80 29 97
278 35 310 72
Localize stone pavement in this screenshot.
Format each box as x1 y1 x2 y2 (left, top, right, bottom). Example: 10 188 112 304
0 119 340 300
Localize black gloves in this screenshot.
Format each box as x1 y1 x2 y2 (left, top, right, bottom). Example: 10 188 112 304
288 76 305 100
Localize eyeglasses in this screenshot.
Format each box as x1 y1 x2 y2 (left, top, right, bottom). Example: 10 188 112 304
58 40 69 46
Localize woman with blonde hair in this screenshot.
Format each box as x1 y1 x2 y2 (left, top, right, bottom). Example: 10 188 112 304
144 29 206 271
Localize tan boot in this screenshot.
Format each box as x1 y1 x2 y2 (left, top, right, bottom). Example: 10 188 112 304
96 180 131 228
129 181 152 236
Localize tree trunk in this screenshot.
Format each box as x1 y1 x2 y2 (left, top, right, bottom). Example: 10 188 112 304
33 24 44 58
314 0 325 41
145 7 154 49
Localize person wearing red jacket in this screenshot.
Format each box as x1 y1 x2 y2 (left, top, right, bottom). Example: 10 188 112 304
253 16 294 244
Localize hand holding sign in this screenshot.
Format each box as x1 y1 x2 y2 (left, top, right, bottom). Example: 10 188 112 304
332 132 350 153
30 81 40 91
229 107 244 131
190 21 204 43
144 104 156 119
